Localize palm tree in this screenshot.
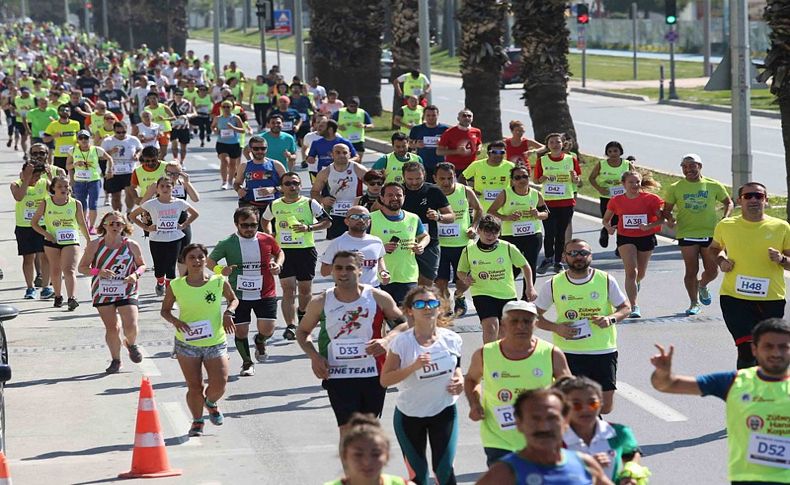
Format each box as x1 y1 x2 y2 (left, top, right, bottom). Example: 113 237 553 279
308 0 385 115
759 0 790 219
457 0 508 142
389 0 420 122
512 0 578 149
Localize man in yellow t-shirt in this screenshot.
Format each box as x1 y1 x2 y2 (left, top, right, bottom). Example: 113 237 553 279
709 181 790 369
43 105 81 171
462 141 515 212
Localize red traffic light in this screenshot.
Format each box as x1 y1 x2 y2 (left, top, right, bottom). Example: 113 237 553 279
576 4 590 24
578 13 589 24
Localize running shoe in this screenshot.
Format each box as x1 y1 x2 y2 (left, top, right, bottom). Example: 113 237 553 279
553 262 564 274
205 401 223 425
599 228 609 248
300 161 308 169
105 359 121 374
67 297 79 311
40 286 54 299
221 182 228 190
126 342 143 363
453 297 467 318
254 336 268 363
240 362 255 376
536 259 553 275
614 247 620 258
282 324 297 341
53 295 63 308
24 287 36 299
155 283 166 297
200 141 205 148
34 273 42 287
188 420 205 437
5 140 10 148
0 268 3 279
629 305 641 318
206 135 211 142
698 285 712 306
685 304 701 316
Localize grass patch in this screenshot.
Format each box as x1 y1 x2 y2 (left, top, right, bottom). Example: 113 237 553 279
190 28 304 54
567 54 704 81
614 87 778 111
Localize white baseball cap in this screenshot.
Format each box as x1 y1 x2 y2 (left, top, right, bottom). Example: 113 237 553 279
682 153 702 164
502 300 538 317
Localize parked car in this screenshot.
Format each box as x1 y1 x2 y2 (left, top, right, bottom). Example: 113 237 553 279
381 49 393 80
500 47 523 88
0 304 15 452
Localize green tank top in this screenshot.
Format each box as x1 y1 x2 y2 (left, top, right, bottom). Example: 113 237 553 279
43 196 80 245
252 83 270 104
463 241 520 299
14 95 35 116
540 153 575 202
597 159 630 198
500 186 542 237
399 105 424 135
481 338 554 451
323 474 406 485
725 367 790 483
194 94 213 115
438 184 471 248
145 104 171 132
384 152 418 184
337 108 366 143
369 210 421 284
15 178 48 228
171 274 226 347
72 146 102 183
550 269 616 353
270 197 317 249
134 162 167 197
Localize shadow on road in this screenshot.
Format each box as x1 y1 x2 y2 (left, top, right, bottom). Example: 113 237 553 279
226 384 324 401
97 380 185 395
7 372 108 387
641 428 726 456
224 395 330 417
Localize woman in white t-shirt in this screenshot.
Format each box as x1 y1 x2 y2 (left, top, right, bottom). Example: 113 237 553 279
129 177 198 297
132 110 162 149
380 286 463 485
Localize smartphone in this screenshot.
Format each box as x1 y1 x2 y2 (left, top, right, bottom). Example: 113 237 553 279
389 236 400 244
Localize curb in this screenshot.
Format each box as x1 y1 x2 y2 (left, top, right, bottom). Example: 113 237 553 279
364 136 678 240
569 87 650 102
662 99 780 119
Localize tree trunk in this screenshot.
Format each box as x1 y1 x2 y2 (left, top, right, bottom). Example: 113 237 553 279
458 0 508 142
390 0 420 125
512 0 578 150
308 0 384 116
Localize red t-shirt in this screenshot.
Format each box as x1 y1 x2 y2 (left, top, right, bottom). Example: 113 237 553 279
438 126 482 171
606 192 664 237
534 153 582 208
505 137 531 167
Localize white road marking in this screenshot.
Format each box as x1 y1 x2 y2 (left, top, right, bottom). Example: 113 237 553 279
161 401 201 447
616 381 688 422
136 345 162 377
192 154 207 160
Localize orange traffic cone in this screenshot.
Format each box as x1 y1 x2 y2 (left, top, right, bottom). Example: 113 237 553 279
0 450 12 484
118 377 182 479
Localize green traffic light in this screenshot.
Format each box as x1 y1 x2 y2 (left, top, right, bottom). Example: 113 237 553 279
666 15 677 24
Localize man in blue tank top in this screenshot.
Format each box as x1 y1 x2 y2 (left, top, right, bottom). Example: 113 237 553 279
476 388 613 485
233 135 287 228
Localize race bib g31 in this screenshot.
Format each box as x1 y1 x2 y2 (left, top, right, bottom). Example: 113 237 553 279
236 274 262 292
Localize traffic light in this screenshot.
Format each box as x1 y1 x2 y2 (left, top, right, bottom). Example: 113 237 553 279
576 3 589 24
665 0 677 25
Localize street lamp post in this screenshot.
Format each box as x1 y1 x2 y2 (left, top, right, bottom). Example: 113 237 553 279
255 1 269 77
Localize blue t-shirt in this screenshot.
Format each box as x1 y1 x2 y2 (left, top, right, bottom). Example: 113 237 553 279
289 96 312 121
697 371 737 400
261 130 297 165
267 108 301 135
307 136 358 173
409 123 449 172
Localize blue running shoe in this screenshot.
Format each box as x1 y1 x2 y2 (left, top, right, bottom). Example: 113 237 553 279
698 285 712 306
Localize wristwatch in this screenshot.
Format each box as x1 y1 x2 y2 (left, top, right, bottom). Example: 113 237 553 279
608 316 617 326
224 309 236 318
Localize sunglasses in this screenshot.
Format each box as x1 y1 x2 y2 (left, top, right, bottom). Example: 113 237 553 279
367 181 384 186
742 192 766 200
566 249 591 257
571 400 602 412
348 214 371 221
238 222 258 228
411 299 441 310
115 131 126 134
250 146 267 151
282 181 300 187
77 136 89 140
488 149 506 155
105 221 125 227
512 175 529 181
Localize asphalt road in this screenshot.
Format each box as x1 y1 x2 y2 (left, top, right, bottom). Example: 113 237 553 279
187 39 786 196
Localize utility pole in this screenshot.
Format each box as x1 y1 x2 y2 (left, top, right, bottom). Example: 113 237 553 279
668 25 678 99
418 0 432 104
446 0 456 57
256 0 269 76
632 2 638 80
213 0 221 79
102 0 109 39
730 0 752 191
83 0 90 33
703 0 712 76
65 0 71 25
21 0 27 18
294 0 303 79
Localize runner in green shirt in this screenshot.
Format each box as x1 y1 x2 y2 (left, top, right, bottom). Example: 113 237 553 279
25 97 58 143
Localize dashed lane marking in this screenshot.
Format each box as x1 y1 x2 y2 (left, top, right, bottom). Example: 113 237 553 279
616 381 688 422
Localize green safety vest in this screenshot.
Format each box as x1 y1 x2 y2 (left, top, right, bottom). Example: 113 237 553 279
194 94 213 115
324 475 407 485
438 184 471 248
463 241 521 299
540 153 575 202
252 83 270 104
399 105 424 135
550 269 616 353
384 152 419 184
402 73 429 97
270 196 317 249
71 146 102 183
144 104 171 132
500 186 542 237
134 162 167 197
597 159 630 198
43 196 80 245
14 178 48 227
171 274 227 347
724 367 790 483
480 338 554 451
337 108 367 143
369 210 421 284
14 95 35 116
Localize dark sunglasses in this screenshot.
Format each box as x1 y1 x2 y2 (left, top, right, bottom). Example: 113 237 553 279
77 136 89 140
488 149 505 155
250 146 267 151
512 175 529 181
571 400 601 412
566 249 591 257
238 222 258 228
367 181 384 186
282 181 300 187
115 130 126 134
348 214 371 221
742 192 765 200
411 299 441 310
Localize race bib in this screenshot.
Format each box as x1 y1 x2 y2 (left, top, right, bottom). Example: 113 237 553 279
494 405 517 430
544 183 566 197
411 87 422 95
567 319 592 340
256 94 268 102
484 189 502 201
608 185 626 197
328 339 376 379
438 222 460 238
279 230 303 246
331 200 352 217
622 214 648 229
347 131 361 142
197 106 209 115
747 433 790 469
38 130 45 137
512 221 537 236
23 207 36 221
59 145 73 155
98 278 126 297
735 275 770 298
74 169 92 181
416 351 455 381
156 218 179 233
171 184 185 198
56 228 77 243
114 162 133 175
299 112 308 122
220 128 234 138
683 237 711 243
83 87 93 95
282 121 293 131
330 340 368 361
253 187 275 202
183 319 214 342
423 136 439 148
236 274 262 292
107 101 120 110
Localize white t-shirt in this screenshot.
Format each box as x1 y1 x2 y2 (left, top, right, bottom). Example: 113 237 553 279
535 270 627 315
136 122 161 148
101 135 143 175
320 233 385 287
141 198 191 242
302 130 322 172
130 86 149 115
389 327 462 418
